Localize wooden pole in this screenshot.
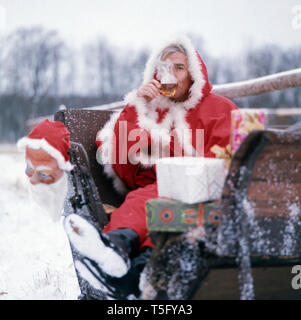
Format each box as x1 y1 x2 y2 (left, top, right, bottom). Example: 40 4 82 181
212 68 301 99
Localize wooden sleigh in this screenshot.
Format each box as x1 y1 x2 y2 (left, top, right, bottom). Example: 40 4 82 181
55 107 301 300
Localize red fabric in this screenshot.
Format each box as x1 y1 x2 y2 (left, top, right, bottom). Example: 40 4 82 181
27 119 71 162
103 182 158 249
196 51 213 98
187 93 238 158
95 139 102 149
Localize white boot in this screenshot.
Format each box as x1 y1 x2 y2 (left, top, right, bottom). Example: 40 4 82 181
64 214 130 278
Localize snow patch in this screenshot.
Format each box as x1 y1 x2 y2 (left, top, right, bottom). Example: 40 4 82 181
281 203 300 256
0 147 80 300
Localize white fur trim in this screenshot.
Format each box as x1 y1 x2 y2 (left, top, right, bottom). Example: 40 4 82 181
96 111 121 166
17 137 73 171
103 163 129 195
96 111 129 195
142 35 206 110
124 90 199 166
124 90 172 142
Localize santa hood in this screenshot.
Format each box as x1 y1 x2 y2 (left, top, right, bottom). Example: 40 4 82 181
125 35 212 111
17 119 73 171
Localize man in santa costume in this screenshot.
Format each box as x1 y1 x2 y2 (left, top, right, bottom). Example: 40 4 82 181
64 35 239 299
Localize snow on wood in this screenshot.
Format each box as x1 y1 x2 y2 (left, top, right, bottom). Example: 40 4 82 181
212 68 301 98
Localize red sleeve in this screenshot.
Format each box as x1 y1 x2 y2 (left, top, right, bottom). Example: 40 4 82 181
194 94 239 158
95 138 102 149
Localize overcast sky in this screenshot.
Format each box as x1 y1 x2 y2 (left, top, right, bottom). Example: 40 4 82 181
0 0 300 57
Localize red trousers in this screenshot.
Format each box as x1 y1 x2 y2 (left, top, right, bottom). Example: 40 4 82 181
103 182 158 249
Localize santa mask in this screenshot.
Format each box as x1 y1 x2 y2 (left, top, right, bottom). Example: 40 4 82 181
28 171 68 222
17 119 72 222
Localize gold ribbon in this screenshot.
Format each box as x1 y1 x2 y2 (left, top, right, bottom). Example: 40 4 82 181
102 203 117 214
210 144 232 169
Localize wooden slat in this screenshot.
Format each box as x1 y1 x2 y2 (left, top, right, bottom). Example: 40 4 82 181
251 160 301 183
247 181 301 203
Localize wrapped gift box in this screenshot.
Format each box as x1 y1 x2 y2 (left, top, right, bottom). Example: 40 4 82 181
231 109 266 153
146 198 221 233
156 157 226 204
210 109 266 168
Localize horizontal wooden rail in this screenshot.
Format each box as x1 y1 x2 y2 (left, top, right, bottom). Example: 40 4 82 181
212 68 301 99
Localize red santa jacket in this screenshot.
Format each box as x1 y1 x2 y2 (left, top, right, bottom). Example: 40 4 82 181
95 36 238 196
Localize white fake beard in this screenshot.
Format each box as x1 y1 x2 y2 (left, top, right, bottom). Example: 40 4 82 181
28 172 68 222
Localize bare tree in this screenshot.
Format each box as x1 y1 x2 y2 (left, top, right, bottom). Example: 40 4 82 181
238 44 301 108
112 46 149 95
3 26 65 116
83 37 149 101
0 36 4 94
83 37 116 99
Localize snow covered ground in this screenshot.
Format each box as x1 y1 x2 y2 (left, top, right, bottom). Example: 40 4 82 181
0 144 80 300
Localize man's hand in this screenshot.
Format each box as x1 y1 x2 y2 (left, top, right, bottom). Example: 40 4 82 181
137 80 161 102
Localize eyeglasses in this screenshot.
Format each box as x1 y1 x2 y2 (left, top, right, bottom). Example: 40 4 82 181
25 162 55 183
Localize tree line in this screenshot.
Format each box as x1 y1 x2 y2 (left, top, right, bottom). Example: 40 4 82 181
0 26 300 142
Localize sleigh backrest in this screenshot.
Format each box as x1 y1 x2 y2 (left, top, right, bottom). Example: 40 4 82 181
54 109 125 207
219 129 301 256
